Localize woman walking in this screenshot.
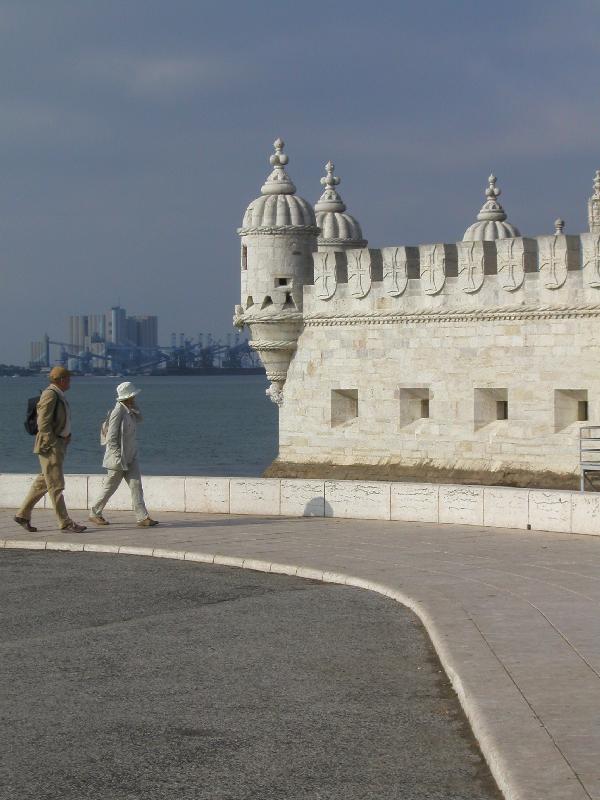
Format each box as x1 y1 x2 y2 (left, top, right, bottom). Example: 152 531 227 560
89 381 158 527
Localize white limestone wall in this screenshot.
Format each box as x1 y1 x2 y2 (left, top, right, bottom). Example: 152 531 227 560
1 473 599 535
277 260 600 477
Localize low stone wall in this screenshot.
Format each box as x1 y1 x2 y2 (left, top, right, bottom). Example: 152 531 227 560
1 473 599 535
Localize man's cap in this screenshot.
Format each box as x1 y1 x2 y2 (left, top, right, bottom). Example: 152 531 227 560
49 366 71 381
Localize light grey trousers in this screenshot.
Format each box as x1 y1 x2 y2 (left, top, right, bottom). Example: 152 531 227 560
91 457 149 522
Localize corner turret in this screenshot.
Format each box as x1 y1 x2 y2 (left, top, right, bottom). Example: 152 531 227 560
234 139 319 405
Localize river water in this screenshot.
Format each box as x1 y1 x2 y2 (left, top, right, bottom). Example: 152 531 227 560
0 375 278 476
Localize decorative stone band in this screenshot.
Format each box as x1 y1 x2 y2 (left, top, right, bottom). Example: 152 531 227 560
264 370 288 382
304 303 600 327
249 339 298 352
235 311 304 326
237 224 320 237
317 237 368 247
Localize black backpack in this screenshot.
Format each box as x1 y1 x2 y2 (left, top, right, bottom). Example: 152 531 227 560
24 391 58 435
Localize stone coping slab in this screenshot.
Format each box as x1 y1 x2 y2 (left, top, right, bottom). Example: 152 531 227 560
1 473 599 536
1 508 599 800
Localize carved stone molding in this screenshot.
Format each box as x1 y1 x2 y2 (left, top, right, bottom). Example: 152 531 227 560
457 241 485 294
347 248 371 298
419 244 446 295
237 225 320 237
304 303 600 327
264 371 288 383
382 246 408 297
582 233 600 288
235 311 304 326
496 238 526 291
314 251 337 300
248 339 298 352
265 383 285 406
538 235 569 289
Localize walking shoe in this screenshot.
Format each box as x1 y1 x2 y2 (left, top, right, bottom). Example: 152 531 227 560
61 521 87 533
89 514 109 526
137 517 159 527
14 516 38 533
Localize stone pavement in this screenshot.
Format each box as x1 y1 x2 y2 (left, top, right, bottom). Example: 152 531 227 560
2 508 599 800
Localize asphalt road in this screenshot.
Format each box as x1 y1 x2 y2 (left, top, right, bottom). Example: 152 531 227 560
0 551 502 800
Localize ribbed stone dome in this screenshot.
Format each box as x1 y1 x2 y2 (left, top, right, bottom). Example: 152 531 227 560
239 139 317 232
314 161 367 247
242 193 316 229
463 174 521 241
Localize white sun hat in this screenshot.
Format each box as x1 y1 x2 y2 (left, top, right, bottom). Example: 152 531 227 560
116 381 141 401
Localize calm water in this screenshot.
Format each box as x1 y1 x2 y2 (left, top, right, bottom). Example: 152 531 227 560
0 375 278 476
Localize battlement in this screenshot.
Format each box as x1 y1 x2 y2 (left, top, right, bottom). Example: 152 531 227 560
309 232 600 315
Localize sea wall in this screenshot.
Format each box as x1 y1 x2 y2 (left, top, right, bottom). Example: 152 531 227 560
1 473 599 535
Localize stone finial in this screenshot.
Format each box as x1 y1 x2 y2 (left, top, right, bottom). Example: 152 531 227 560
589 169 600 234
314 160 346 213
477 175 507 222
463 173 521 241
554 218 565 235
261 138 296 196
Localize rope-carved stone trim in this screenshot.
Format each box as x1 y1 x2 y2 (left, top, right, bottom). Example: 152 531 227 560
249 340 298 351
237 312 304 325
304 303 600 326
238 225 320 237
318 237 368 247
265 371 288 382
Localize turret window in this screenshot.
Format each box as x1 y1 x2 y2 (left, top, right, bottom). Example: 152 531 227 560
241 246 248 270
277 277 289 286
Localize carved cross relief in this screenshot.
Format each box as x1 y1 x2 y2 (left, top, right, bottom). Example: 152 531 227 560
457 241 485 294
347 248 372 298
582 233 600 288
539 236 568 289
382 246 408 297
496 238 525 292
314 251 337 300
419 244 446 295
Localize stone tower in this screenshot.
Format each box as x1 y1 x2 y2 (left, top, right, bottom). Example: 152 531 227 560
235 139 319 405
588 169 600 234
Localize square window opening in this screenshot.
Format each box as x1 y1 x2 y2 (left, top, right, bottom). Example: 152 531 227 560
554 389 589 432
331 389 358 427
474 388 508 430
399 387 430 427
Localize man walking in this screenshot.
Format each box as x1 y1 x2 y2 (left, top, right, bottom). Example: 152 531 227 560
14 366 87 533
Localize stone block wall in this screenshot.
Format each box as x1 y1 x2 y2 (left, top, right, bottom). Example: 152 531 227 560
275 233 600 484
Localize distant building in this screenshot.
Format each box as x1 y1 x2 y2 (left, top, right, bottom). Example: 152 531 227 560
65 306 158 371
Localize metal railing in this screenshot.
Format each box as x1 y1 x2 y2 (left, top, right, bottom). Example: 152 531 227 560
580 426 600 491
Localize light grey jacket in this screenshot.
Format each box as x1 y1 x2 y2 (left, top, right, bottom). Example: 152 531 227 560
102 401 142 471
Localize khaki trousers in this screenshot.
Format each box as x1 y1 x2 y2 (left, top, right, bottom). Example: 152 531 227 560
17 439 71 528
91 457 149 523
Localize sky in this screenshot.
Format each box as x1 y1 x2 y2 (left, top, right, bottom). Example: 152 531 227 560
1 0 599 364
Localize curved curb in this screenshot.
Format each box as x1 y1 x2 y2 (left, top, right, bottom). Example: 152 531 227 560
1 538 587 800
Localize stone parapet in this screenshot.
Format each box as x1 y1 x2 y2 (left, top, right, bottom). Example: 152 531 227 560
309 233 600 311
2 473 599 536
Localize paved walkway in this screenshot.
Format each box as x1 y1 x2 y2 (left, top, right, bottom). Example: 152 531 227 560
2 508 599 800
